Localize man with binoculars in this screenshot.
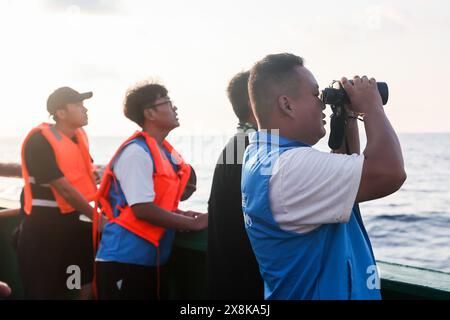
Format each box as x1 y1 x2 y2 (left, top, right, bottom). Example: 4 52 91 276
241 53 406 300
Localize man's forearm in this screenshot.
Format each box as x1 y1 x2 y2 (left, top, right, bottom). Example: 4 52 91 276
50 177 94 218
332 117 360 155
62 188 94 219
363 108 405 175
345 117 360 155
132 202 197 230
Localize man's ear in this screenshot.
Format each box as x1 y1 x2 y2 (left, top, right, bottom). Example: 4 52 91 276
277 95 295 118
143 108 156 121
54 109 66 121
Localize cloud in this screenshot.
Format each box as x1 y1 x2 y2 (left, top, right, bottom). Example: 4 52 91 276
71 63 121 81
364 5 415 34
43 0 121 15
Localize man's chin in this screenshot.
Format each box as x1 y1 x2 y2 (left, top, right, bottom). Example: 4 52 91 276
311 128 326 146
77 121 88 128
170 121 180 131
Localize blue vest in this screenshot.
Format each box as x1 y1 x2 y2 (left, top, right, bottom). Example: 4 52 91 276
96 138 176 266
241 131 381 300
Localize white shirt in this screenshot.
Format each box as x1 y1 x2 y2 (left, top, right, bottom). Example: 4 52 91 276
114 143 155 206
269 147 364 234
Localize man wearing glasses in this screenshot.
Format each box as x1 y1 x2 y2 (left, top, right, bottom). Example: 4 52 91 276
94 82 207 300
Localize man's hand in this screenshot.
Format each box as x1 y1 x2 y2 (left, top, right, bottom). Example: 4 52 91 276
93 165 105 184
176 209 201 218
341 76 383 115
175 209 208 231
191 213 208 231
0 281 11 298
98 214 108 233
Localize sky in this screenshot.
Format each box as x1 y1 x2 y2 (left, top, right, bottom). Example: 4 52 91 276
0 0 449 138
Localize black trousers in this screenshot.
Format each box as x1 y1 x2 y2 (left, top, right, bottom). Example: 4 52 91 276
17 209 93 299
95 261 168 300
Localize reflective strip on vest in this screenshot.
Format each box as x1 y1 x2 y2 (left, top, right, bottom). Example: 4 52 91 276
28 176 50 187
31 199 58 207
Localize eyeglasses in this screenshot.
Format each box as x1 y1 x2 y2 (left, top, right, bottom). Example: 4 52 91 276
149 100 174 109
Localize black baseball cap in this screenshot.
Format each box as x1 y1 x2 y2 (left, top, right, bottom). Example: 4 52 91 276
47 87 93 115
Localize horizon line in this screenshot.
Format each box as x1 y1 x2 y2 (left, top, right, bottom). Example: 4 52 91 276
0 131 450 139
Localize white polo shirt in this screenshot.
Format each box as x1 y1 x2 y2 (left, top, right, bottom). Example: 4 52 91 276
114 143 155 205
269 147 364 234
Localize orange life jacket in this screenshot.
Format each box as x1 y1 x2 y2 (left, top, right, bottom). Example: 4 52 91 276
21 123 97 214
93 131 191 250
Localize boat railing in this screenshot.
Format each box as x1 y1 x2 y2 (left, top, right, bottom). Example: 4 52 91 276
0 163 21 218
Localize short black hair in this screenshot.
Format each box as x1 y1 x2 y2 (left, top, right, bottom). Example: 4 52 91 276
226 71 251 122
123 82 168 127
249 53 304 124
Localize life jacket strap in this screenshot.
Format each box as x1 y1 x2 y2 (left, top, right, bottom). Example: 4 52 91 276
28 176 50 187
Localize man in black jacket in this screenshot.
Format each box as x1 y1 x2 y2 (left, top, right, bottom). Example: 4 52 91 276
207 71 263 299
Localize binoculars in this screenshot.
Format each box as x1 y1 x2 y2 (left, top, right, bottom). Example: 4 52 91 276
321 80 389 150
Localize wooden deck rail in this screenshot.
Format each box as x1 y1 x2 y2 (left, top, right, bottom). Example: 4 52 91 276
0 163 21 178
